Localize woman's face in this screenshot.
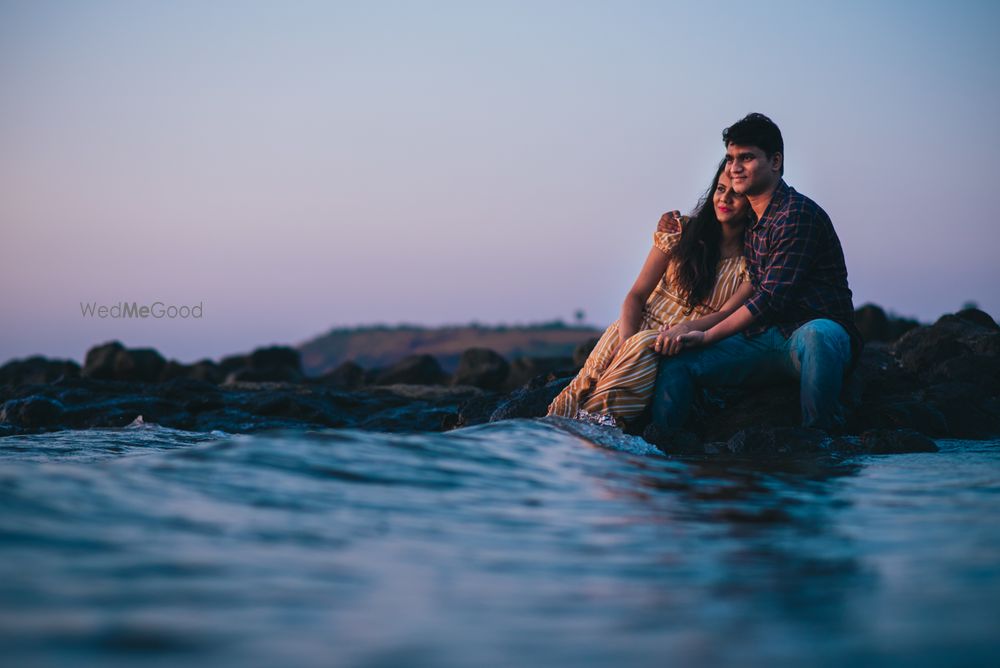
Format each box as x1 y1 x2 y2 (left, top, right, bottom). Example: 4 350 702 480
713 170 748 224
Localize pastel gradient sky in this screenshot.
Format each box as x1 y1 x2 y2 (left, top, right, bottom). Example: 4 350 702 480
2 0 999 364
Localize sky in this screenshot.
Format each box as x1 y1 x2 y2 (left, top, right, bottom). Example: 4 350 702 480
2 0 999 364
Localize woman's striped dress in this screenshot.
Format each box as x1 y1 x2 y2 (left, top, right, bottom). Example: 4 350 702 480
547 230 748 424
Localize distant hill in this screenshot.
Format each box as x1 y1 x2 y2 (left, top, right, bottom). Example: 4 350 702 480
297 322 602 376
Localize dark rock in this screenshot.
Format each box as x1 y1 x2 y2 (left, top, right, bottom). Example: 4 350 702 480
489 376 573 422
218 345 303 383
247 393 346 427
451 348 509 390
726 427 830 456
722 426 830 456
218 354 249 376
891 323 968 377
82 342 167 383
453 392 504 428
248 346 303 374
850 396 949 436
60 396 184 429
373 355 447 386
83 341 126 379
969 331 1000 358
0 356 81 387
938 308 998 331
503 356 576 391
924 382 1000 439
160 360 191 381
928 354 1000 391
357 385 485 432
188 361 223 384
0 395 66 428
573 338 600 367
641 423 703 454
224 366 302 384
855 304 919 344
854 304 890 343
112 347 166 382
155 377 221 400
319 361 365 389
644 425 830 457
860 428 939 454
699 384 802 441
160 359 222 384
852 345 919 397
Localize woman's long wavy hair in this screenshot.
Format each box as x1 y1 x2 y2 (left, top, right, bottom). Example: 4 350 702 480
667 159 747 312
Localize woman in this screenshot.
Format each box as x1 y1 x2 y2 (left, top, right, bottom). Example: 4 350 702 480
547 160 753 426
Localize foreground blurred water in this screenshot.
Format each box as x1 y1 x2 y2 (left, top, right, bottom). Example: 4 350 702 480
1 419 998 667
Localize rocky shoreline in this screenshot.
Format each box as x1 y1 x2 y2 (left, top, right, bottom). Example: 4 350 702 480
2 305 998 456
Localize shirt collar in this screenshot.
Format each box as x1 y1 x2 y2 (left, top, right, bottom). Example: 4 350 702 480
749 179 789 230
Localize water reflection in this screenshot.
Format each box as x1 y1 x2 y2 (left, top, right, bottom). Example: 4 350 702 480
1 422 997 667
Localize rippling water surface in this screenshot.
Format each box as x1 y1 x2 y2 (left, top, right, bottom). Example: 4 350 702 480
2 420 999 667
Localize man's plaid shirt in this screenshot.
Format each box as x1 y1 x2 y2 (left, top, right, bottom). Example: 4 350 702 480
743 180 862 359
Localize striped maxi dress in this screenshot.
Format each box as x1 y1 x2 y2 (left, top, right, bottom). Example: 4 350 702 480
547 230 749 424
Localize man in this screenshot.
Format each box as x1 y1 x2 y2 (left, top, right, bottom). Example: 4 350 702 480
651 113 861 433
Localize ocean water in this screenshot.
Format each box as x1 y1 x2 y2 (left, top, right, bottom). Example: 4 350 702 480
1 420 998 668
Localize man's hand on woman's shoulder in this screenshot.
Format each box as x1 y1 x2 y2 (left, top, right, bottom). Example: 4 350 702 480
657 211 686 235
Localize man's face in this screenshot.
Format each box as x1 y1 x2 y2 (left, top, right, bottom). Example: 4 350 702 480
725 143 781 196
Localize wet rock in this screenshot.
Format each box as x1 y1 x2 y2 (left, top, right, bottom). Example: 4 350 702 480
859 428 938 454
247 393 347 427
489 375 573 422
373 355 447 386
0 395 66 428
453 393 504 428
721 426 831 456
359 385 486 432
451 348 509 390
374 384 485 402
924 382 1000 439
641 423 703 454
156 377 221 401
61 396 184 429
224 366 303 384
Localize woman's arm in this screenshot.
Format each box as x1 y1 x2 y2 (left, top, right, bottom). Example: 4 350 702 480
653 281 754 355
617 246 671 352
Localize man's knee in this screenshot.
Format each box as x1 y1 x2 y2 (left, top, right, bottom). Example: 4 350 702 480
791 320 851 368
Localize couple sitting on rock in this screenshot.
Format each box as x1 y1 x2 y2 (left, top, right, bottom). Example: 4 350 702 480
548 113 862 441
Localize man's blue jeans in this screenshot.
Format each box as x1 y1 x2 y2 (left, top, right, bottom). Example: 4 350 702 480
651 319 853 431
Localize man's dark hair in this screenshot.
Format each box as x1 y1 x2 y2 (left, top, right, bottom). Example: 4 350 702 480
723 113 784 176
